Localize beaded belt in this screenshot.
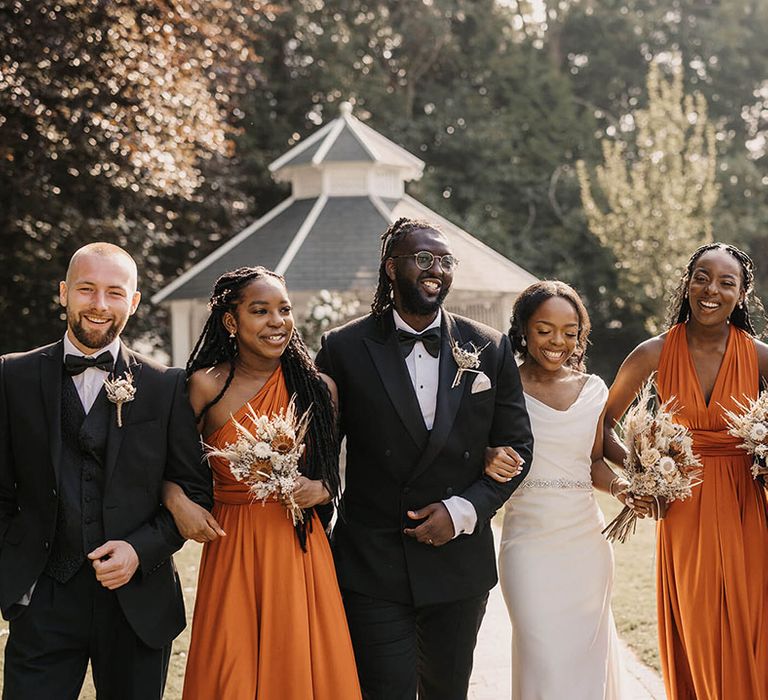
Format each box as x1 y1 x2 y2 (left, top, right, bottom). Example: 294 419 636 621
521 478 592 490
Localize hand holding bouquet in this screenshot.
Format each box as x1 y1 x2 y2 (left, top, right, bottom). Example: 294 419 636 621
206 397 312 525
721 389 768 479
603 376 703 543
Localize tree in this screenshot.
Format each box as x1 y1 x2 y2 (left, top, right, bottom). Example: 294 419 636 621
577 59 719 333
548 0 768 329
0 0 265 353
231 0 639 377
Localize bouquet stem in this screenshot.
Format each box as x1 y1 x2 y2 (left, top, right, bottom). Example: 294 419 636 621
602 505 638 544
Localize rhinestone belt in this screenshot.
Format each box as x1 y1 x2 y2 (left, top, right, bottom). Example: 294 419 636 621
521 478 592 490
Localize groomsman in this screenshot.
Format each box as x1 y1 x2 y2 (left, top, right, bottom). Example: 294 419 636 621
0 243 212 699
316 218 534 699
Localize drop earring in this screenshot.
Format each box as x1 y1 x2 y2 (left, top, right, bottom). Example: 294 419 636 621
520 336 527 348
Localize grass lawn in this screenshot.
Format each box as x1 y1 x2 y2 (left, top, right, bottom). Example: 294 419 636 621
0 501 661 697
598 492 661 671
0 542 202 700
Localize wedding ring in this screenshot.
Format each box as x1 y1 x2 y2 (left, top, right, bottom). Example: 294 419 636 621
428 538 434 545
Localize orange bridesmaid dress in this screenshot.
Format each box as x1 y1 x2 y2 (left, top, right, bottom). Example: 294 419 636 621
182 367 362 700
656 323 768 699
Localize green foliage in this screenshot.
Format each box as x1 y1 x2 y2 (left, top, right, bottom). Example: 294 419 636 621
577 60 719 333
555 0 768 341
0 0 263 352
3 0 768 373
299 290 361 353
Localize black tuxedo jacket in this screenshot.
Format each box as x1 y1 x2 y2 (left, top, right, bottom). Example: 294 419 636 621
316 309 533 606
0 340 212 648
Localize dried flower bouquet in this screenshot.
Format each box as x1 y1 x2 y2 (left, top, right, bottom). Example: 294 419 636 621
603 376 702 543
206 397 312 525
721 387 768 479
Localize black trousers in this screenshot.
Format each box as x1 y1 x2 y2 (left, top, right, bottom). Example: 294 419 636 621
2 564 170 700
342 589 489 700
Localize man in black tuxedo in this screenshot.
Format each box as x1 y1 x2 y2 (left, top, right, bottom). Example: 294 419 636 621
316 218 534 699
0 243 212 699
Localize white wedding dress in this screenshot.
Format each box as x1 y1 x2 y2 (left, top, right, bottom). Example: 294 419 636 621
499 374 625 699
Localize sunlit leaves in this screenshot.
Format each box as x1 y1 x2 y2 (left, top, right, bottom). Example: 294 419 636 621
577 59 719 333
0 0 270 351
0 0 267 198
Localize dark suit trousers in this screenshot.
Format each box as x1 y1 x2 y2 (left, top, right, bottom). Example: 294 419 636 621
342 589 489 700
2 564 170 700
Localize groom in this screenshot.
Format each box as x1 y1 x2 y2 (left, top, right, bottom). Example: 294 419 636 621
0 243 212 699
316 218 533 699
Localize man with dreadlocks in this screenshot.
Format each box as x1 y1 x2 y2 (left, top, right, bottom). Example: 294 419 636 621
0 243 212 699
604 243 768 700
316 218 534 699
160 266 362 699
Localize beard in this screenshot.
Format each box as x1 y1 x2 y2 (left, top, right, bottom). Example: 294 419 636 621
394 268 450 316
67 309 123 350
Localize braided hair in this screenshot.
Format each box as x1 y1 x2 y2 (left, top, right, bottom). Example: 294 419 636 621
508 280 592 372
666 243 767 336
186 266 341 549
371 217 440 317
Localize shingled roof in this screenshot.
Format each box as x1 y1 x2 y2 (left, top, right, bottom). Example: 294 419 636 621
268 102 423 175
152 103 536 304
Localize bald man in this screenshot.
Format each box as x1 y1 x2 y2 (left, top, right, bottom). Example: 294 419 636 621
0 243 212 699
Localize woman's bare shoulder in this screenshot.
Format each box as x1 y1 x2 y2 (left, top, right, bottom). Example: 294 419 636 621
188 365 230 403
318 372 339 412
753 336 768 379
620 332 667 375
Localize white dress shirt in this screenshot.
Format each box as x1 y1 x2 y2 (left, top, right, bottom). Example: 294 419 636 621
392 310 478 538
63 334 120 413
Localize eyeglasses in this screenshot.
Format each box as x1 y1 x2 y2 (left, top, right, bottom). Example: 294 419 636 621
389 251 459 273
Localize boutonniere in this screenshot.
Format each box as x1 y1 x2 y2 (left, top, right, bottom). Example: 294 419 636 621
450 339 490 389
104 370 136 427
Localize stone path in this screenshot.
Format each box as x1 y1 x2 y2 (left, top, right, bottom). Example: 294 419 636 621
468 527 666 699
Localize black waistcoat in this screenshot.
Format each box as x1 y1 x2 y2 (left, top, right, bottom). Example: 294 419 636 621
44 375 110 583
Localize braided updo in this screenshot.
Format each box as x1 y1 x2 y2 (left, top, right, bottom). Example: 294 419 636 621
186 266 341 549
666 243 766 335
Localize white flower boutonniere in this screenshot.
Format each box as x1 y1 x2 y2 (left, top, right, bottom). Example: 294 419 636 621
104 370 136 427
450 339 490 389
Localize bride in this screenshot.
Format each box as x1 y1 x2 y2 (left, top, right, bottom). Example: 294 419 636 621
485 280 648 699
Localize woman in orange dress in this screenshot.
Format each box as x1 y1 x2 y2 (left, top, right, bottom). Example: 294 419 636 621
604 243 768 699
163 266 362 699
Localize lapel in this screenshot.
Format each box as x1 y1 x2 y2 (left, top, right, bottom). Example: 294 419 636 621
40 341 64 483
362 311 429 451
104 342 143 486
409 312 470 483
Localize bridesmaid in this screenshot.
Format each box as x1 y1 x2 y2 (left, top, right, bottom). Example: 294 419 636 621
485 280 638 699
162 267 362 699
604 243 768 699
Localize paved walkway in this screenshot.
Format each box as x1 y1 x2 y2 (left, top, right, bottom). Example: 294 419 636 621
468 527 666 699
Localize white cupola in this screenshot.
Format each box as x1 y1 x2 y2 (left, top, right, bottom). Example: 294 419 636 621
268 101 425 200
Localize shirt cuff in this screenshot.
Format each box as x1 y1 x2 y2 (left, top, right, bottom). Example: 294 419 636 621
15 580 36 607
442 496 478 539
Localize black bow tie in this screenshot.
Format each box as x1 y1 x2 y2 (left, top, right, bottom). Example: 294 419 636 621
397 327 441 358
64 351 114 376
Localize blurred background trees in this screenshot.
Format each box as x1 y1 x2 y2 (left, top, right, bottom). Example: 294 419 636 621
0 0 265 350
578 59 718 334
2 0 766 376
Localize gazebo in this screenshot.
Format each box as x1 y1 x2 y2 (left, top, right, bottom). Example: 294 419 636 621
152 102 537 366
